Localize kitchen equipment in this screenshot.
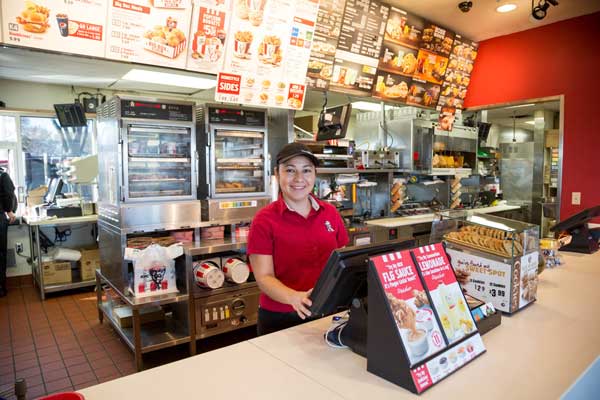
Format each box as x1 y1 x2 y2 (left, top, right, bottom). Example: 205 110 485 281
197 104 271 221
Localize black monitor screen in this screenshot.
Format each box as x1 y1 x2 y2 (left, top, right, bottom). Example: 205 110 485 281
44 178 63 204
316 104 352 141
310 239 414 316
54 103 87 127
550 205 600 233
478 122 491 142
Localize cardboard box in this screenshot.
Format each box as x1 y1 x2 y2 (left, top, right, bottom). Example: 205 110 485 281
80 248 100 281
27 186 48 207
113 305 165 328
42 261 72 285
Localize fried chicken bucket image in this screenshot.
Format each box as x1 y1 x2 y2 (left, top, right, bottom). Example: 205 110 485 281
143 17 187 59
386 293 429 357
16 1 50 34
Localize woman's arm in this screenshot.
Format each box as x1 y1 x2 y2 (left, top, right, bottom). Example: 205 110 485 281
250 253 313 319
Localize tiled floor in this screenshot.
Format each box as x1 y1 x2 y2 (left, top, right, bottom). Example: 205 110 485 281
0 282 136 400
0 279 257 400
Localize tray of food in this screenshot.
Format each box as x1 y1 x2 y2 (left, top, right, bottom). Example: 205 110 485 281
444 225 523 258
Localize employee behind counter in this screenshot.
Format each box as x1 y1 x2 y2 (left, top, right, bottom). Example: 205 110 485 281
248 143 349 335
247 143 472 336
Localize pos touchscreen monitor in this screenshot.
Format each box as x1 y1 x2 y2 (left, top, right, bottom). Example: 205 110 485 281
309 239 414 316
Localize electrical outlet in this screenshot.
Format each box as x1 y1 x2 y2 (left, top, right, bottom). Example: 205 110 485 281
15 242 23 254
571 192 581 205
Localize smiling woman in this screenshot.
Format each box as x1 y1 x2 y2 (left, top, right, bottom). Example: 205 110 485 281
247 142 349 335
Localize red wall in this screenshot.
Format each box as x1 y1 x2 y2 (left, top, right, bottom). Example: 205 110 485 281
465 12 600 221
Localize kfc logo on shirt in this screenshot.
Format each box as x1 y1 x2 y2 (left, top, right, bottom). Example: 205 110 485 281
324 221 334 232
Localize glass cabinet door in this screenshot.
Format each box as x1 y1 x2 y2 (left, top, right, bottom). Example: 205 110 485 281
213 130 265 195
126 125 192 199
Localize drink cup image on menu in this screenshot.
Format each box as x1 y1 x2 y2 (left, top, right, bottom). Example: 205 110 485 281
56 13 68 37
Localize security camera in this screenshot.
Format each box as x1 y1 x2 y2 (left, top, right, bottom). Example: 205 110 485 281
458 1 473 12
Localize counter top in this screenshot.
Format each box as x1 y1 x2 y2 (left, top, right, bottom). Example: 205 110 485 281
22 214 98 226
365 204 522 228
80 250 600 400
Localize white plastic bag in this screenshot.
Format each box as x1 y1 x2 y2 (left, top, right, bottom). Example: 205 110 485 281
129 244 179 298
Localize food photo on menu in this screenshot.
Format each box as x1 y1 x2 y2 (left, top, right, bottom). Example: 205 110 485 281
378 42 419 76
413 49 448 85
407 79 440 108
420 23 454 57
187 0 230 74
383 6 424 49
438 106 456 131
372 72 411 102
3 0 108 56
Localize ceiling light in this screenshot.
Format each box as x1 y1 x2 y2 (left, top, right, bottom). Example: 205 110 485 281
496 3 517 13
504 103 536 109
525 120 535 125
351 101 381 112
121 69 216 89
531 0 559 21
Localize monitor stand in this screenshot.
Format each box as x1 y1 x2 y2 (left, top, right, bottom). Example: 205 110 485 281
340 297 368 357
560 224 599 254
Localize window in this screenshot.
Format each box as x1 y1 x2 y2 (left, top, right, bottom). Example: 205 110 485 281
20 116 96 192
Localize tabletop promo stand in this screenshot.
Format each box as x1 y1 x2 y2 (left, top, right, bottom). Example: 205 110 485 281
341 243 486 394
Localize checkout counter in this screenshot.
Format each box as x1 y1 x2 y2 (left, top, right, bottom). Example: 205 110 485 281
79 249 600 399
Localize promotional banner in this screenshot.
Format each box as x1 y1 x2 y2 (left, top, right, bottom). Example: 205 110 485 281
215 0 319 110
412 243 476 344
370 250 446 366
2 0 108 56
305 0 346 90
329 0 389 96
106 0 193 69
186 0 231 74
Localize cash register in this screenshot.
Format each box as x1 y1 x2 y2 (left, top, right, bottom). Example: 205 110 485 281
41 178 83 218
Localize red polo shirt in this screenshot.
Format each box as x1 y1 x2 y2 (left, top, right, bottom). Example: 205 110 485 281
247 195 349 313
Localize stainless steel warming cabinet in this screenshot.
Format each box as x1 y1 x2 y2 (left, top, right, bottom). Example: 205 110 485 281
197 104 271 221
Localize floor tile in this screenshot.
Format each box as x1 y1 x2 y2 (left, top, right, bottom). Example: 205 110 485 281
69 371 96 386
42 368 68 383
66 363 92 377
44 377 72 393
25 383 46 400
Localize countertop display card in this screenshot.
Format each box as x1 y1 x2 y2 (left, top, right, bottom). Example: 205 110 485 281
446 247 539 314
106 0 193 68
215 0 319 110
365 242 485 394
328 0 389 96
1 0 108 56
305 0 346 91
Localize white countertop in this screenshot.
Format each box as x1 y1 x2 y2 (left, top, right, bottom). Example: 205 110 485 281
365 204 522 228
22 214 98 226
80 250 600 400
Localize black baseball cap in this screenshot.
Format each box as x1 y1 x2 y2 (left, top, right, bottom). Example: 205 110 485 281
276 142 319 167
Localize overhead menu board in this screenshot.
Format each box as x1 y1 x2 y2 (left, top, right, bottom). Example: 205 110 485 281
106 0 192 69
1 0 108 57
372 7 424 103
305 0 346 91
329 0 389 96
215 0 319 110
406 23 453 109
186 0 231 74
437 35 478 111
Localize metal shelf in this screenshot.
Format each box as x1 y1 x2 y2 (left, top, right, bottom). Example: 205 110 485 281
44 278 96 293
99 302 191 353
183 237 248 256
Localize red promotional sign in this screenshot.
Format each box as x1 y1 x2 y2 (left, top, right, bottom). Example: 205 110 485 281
371 250 422 300
113 0 151 14
410 364 433 393
216 72 241 95
412 243 457 289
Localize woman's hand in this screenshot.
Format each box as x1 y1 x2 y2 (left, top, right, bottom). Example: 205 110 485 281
288 289 313 319
7 211 15 224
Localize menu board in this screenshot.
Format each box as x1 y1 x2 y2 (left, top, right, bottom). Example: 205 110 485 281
215 0 319 110
329 0 389 96
305 0 346 91
186 0 231 74
437 35 478 110
372 7 424 103
106 0 192 69
371 250 446 366
412 244 476 344
1 0 108 57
